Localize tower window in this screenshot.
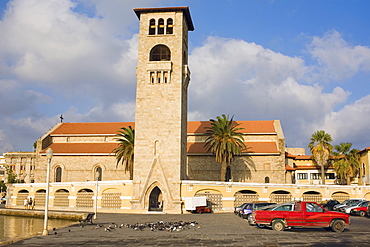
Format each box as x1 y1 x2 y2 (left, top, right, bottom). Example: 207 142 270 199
149 19 155 35
166 18 173 34
150 45 171 61
95 167 102 181
157 18 164 35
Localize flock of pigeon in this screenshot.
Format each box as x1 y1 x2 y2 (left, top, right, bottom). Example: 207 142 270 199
90 221 202 232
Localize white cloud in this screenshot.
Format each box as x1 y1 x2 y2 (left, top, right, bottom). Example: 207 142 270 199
0 1 369 155
319 95 370 149
188 36 351 149
307 30 370 81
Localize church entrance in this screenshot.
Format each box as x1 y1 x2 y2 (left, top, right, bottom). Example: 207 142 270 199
148 186 163 211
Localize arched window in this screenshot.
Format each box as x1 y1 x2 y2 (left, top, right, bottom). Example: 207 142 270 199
149 19 155 35
265 177 270 183
166 18 173 34
157 18 164 34
55 167 62 182
95 167 102 181
150 45 171 61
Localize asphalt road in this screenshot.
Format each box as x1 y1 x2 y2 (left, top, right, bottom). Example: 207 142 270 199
4 213 370 246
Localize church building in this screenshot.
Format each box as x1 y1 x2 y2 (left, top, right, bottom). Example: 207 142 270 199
5 7 369 213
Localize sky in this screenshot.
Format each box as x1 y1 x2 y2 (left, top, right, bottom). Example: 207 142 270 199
0 0 370 154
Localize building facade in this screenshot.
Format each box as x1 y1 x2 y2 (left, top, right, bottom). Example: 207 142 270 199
3 7 370 213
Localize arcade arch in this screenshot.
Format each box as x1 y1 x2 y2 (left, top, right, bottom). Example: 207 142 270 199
16 189 29 206
234 190 259 207
302 191 322 203
331 191 350 202
270 190 292 203
54 189 70 207
195 189 223 212
365 193 370 200
76 189 93 208
102 188 121 209
35 189 46 207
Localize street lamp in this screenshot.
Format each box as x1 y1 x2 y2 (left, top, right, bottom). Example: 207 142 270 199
42 148 53 236
94 171 100 220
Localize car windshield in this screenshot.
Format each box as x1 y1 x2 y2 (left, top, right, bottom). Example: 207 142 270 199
349 200 362 206
358 201 368 207
254 203 274 210
268 204 293 211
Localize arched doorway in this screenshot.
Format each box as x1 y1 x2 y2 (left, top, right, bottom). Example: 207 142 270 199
148 186 163 211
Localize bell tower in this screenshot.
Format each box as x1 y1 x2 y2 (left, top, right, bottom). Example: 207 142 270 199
131 7 194 213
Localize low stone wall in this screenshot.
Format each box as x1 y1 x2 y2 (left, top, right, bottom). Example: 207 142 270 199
0 208 88 220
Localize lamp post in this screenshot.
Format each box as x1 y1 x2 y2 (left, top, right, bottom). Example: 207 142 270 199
42 148 53 236
94 171 100 220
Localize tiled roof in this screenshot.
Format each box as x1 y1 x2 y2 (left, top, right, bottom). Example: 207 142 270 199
51 122 135 135
187 142 279 154
50 121 276 136
294 164 334 170
285 165 296 171
187 120 276 134
41 143 119 154
292 155 312 160
40 142 279 155
44 121 280 155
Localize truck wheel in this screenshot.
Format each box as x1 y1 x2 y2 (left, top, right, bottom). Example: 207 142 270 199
256 224 266 228
359 210 366 217
272 219 285 231
331 220 345 233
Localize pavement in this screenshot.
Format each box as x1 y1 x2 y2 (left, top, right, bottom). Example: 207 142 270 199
3 213 370 247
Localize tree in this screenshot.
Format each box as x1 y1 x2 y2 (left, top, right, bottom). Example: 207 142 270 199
112 126 135 180
0 181 6 193
308 130 333 185
332 142 360 185
4 165 18 184
204 114 246 181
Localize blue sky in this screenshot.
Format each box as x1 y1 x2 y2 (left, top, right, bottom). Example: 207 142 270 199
0 0 370 154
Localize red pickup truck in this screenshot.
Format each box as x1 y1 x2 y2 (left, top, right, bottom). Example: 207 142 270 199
253 201 350 232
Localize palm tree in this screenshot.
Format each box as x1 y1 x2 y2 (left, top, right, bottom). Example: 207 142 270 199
112 126 135 180
204 114 246 181
308 130 333 185
333 142 360 185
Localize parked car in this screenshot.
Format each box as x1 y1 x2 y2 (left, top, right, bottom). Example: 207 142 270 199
341 200 369 214
234 203 249 215
239 202 276 220
249 202 296 227
333 199 364 211
351 203 370 217
253 201 350 232
321 200 340 211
